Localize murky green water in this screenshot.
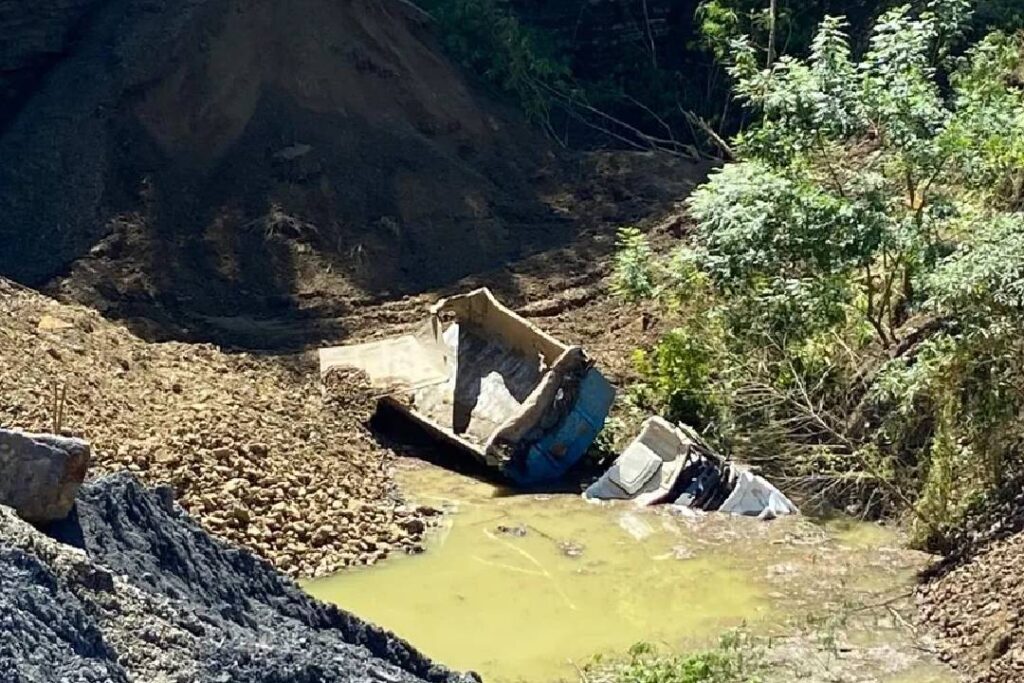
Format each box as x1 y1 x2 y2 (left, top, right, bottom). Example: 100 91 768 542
305 462 954 683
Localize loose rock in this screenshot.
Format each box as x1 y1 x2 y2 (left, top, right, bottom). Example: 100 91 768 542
0 429 90 522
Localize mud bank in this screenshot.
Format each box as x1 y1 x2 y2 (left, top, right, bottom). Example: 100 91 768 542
0 472 473 683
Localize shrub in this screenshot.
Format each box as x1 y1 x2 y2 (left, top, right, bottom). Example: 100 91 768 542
615 1 1024 539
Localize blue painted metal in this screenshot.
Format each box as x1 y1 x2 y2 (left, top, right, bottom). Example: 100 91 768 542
502 368 616 485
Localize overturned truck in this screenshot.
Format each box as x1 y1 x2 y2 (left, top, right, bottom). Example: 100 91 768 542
584 417 799 518
320 288 615 485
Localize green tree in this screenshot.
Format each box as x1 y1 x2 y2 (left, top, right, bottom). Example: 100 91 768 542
616 1 1024 542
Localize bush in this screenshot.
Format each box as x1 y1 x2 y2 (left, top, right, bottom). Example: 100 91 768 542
418 0 571 127
589 633 764 683
615 1 1024 542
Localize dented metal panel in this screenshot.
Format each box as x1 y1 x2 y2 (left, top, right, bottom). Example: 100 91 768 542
319 288 615 484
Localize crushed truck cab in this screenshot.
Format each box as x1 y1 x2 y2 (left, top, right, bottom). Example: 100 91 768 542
319 288 615 485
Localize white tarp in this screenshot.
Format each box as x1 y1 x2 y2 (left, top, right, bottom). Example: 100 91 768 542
717 468 799 519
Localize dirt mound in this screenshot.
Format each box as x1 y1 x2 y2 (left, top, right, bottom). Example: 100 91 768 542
0 276 436 578
0 0 567 342
917 485 1024 683
918 528 1024 682
1 472 472 683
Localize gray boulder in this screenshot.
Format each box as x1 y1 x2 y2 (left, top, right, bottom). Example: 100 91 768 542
0 429 89 522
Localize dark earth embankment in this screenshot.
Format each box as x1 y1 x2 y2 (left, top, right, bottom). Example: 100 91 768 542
0 0 571 346
1 472 474 683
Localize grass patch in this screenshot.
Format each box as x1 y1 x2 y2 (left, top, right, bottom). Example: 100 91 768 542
582 631 765 683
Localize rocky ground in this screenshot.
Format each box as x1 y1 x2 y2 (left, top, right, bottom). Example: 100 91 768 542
917 486 1024 683
0 276 436 578
1 472 472 683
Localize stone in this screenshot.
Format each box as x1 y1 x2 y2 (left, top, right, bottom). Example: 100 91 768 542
311 525 334 547
37 315 74 331
0 429 90 522
399 517 426 535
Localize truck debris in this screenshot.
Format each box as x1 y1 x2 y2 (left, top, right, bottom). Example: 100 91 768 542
584 417 799 519
319 288 615 485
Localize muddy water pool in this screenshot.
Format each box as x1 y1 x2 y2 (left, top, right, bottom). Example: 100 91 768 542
306 461 955 683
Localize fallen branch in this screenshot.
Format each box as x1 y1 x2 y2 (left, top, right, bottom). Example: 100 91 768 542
681 108 734 160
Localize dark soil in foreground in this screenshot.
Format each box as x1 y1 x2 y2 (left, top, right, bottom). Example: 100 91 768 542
1 472 473 683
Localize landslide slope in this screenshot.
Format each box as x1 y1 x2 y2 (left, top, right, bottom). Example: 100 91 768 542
0 0 564 345
0 276 431 579
917 493 1024 682
1 472 472 683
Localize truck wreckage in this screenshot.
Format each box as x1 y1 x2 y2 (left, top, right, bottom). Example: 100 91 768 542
320 288 796 517
320 288 616 485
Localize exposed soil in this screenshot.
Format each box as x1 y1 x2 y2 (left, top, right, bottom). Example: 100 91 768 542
0 151 703 583
0 0 710 355
0 276 433 579
1 0 562 294
917 490 1024 683
51 150 706 350
1 472 472 683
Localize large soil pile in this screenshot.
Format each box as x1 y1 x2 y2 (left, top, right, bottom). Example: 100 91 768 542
0 0 568 346
2 472 472 683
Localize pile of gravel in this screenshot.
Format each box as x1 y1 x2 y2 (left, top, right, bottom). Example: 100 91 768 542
0 279 435 578
918 529 1024 682
916 483 1024 683
0 472 475 683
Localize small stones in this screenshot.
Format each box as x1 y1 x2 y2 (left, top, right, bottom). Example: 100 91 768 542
311 525 335 547
229 506 250 525
919 529 1024 683
0 277 435 582
495 524 527 537
399 517 426 535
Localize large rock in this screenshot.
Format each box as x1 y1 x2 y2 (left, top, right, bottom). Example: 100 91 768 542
0 429 89 522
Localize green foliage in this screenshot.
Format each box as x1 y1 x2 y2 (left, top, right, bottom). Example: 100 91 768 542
632 328 722 429
596 633 764 683
928 212 1024 314
974 0 1024 32
697 0 881 66
686 162 872 339
419 0 570 125
612 227 657 301
616 0 1024 541
417 0 1024 151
